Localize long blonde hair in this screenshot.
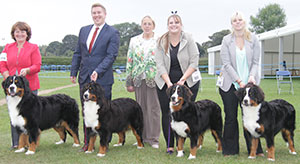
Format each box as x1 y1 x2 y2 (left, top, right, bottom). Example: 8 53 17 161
158 14 182 54
231 11 251 41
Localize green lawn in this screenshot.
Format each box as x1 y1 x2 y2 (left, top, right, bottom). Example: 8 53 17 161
0 72 299 164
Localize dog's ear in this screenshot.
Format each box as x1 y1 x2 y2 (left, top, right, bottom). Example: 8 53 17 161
183 85 193 102
2 76 11 95
254 85 265 103
235 87 245 101
19 76 31 93
166 85 174 98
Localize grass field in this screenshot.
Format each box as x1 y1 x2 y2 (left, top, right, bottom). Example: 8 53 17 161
0 71 299 164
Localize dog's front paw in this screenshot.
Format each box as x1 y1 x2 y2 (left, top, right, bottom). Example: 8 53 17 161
188 154 196 160
137 146 144 149
15 147 26 153
289 150 297 155
177 150 184 157
25 150 35 155
55 139 65 145
97 153 105 157
113 143 123 147
248 155 256 159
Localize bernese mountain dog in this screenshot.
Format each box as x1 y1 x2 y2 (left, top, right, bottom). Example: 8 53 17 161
167 84 223 159
2 75 80 155
81 81 144 157
235 83 296 161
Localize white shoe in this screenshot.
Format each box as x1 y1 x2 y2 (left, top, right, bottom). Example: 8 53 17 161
72 143 80 147
132 142 137 146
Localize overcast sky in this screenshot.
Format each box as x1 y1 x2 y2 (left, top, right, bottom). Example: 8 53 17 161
0 0 299 46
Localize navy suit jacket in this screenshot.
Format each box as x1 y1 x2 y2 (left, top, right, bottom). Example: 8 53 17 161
71 23 120 86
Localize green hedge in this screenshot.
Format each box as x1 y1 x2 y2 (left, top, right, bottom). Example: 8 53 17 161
42 56 73 65
41 56 208 68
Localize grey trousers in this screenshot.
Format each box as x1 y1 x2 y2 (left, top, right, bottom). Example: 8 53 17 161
10 90 38 147
135 80 161 145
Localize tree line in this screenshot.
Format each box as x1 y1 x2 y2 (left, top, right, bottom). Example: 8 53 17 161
0 3 286 59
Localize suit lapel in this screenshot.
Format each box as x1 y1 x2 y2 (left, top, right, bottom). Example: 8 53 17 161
91 24 107 53
84 25 93 49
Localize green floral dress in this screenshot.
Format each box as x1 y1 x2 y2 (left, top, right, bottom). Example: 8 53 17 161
126 34 157 88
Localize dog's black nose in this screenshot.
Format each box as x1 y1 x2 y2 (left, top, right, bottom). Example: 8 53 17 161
243 99 248 105
171 96 175 101
9 86 15 92
84 94 89 100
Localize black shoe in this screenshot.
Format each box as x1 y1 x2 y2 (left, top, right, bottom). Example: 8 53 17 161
78 145 88 152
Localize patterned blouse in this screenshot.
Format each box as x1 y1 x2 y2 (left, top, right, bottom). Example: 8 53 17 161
126 33 157 88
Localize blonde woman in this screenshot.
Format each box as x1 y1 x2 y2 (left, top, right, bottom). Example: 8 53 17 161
126 16 160 148
155 13 200 154
219 11 263 156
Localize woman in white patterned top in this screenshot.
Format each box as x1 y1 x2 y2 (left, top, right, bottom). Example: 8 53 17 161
125 16 160 148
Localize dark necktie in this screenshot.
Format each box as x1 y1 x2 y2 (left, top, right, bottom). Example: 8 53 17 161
88 27 99 53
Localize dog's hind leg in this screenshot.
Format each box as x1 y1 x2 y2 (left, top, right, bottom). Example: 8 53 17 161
211 130 222 152
130 126 144 149
54 126 66 145
282 129 297 155
61 121 80 146
113 131 125 147
197 134 203 150
15 133 28 153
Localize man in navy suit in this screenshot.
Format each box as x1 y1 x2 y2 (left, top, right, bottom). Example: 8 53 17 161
70 3 120 151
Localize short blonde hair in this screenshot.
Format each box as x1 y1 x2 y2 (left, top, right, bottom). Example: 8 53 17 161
231 11 251 41
11 21 32 41
91 3 106 13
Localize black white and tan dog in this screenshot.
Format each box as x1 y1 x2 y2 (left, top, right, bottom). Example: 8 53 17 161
167 84 223 159
2 75 80 155
235 83 296 161
81 81 144 157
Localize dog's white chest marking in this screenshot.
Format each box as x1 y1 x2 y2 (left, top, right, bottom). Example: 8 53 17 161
6 95 26 132
242 104 261 138
169 85 179 113
171 120 189 137
83 100 100 131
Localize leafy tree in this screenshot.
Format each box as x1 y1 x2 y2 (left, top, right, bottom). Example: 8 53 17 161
113 22 142 56
250 3 287 34
196 42 205 57
39 45 48 56
46 41 63 56
200 29 230 56
0 46 4 52
62 34 78 53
